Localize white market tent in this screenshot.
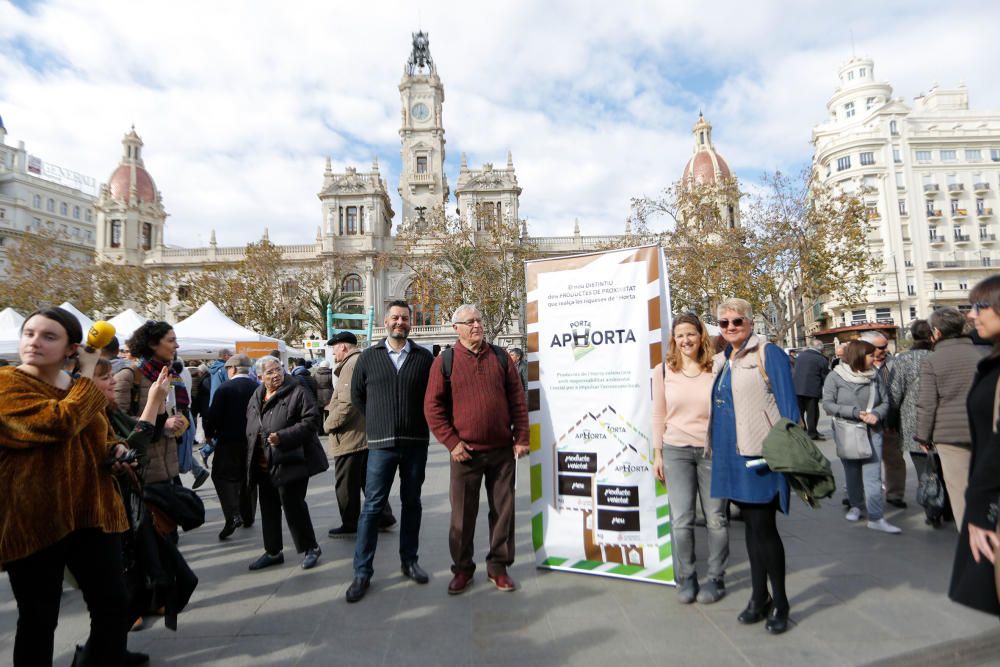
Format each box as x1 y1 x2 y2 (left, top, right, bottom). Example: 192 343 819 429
173 301 287 357
108 308 148 342
0 307 25 358
58 302 95 337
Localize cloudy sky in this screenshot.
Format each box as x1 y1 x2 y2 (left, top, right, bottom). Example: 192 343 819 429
2 1 998 246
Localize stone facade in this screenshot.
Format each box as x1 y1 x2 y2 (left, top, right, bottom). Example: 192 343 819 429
808 56 1000 341
0 115 99 278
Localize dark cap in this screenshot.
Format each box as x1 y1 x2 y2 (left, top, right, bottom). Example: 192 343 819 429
327 331 358 346
224 353 252 368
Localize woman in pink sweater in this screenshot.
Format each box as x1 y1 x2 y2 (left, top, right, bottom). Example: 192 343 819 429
653 313 728 604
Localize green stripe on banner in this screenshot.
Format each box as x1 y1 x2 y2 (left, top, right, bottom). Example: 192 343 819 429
530 464 542 502
532 513 544 551
655 479 667 497
649 566 675 582
656 504 670 519
608 564 644 576
659 542 672 561
571 560 604 571
658 521 671 538
542 557 568 566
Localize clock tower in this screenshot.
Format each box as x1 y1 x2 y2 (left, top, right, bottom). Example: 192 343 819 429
398 31 449 228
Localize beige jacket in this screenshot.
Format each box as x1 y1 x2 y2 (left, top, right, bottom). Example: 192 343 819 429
323 350 367 457
711 334 781 457
113 366 179 483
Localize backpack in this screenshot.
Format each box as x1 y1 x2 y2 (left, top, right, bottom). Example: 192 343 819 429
440 343 509 380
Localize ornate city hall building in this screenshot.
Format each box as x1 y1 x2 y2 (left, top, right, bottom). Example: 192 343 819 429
89 33 617 345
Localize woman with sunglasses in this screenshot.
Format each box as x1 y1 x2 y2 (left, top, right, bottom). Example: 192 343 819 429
652 313 728 605
709 298 799 635
950 279 1000 617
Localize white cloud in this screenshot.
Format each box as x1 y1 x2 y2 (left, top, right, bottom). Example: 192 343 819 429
1 0 998 244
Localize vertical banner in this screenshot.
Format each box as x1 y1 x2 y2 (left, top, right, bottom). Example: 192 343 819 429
525 245 673 584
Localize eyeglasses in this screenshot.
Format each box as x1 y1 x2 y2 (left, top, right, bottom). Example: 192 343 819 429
455 318 483 327
972 302 992 313
717 318 746 329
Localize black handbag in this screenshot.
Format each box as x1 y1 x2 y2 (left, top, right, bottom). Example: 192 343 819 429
916 451 946 525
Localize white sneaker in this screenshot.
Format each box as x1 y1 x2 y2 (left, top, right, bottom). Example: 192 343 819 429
845 507 862 522
867 518 902 534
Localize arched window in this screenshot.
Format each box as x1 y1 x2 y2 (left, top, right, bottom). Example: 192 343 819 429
406 281 438 327
342 274 363 293
110 220 122 248
889 120 898 136
141 223 152 250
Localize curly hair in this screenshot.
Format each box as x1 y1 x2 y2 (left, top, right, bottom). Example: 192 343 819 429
126 320 174 359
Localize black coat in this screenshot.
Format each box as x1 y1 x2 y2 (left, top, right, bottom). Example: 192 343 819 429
949 354 1000 616
792 348 829 398
204 375 258 481
245 378 329 487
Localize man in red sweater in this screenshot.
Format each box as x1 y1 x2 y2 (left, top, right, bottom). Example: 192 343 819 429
424 304 530 594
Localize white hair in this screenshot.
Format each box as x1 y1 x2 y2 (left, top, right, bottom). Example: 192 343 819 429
452 304 480 324
254 355 283 374
859 331 888 345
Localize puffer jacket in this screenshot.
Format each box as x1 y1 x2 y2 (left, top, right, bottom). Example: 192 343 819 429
113 366 179 484
916 337 987 447
245 378 329 487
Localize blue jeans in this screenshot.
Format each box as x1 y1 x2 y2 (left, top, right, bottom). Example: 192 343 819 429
842 429 885 520
353 444 428 578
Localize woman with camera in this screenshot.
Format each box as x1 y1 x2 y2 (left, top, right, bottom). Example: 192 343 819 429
245 355 327 571
0 307 131 666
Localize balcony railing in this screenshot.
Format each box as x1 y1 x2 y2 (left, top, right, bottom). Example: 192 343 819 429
953 209 969 217
980 234 997 242
927 209 943 218
924 184 940 193
974 182 991 192
927 259 995 269
948 183 965 193
978 208 993 218
954 234 972 242
929 234 945 243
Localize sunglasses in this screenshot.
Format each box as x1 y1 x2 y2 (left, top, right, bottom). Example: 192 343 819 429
718 318 747 329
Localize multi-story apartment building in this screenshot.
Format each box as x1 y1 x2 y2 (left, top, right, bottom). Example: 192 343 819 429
809 56 1000 345
0 115 99 278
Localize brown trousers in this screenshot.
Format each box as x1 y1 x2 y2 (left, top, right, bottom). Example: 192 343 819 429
881 429 906 500
449 447 516 576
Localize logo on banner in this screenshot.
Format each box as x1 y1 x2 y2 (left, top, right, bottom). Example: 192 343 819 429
550 320 636 360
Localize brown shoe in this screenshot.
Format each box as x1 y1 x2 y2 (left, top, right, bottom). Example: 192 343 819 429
447 571 473 595
488 572 516 592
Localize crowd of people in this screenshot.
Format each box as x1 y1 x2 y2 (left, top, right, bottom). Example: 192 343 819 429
2 278 1000 663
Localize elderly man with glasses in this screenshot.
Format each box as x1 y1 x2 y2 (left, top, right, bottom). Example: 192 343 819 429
424 304 530 595
859 331 907 509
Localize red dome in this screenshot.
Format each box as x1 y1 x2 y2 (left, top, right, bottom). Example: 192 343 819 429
682 151 731 185
108 164 156 204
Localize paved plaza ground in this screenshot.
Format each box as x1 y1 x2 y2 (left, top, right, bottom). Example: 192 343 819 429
2 416 999 666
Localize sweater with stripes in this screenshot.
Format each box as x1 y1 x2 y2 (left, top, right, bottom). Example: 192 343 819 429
350 339 435 449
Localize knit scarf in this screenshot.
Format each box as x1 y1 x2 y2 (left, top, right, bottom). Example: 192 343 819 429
138 357 189 409
833 363 875 385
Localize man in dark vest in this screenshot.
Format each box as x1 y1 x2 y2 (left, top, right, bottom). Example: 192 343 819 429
346 301 435 603
424 304 530 594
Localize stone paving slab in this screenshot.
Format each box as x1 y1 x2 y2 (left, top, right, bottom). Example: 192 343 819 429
2 419 998 666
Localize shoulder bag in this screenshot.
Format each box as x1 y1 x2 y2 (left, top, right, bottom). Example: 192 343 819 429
832 381 876 460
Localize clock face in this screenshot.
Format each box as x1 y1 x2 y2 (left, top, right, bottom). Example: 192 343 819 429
411 103 430 121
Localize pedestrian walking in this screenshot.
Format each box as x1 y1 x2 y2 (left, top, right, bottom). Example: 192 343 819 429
888 321 934 495
792 339 829 440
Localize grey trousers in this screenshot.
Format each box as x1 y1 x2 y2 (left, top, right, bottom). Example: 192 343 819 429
662 444 729 582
